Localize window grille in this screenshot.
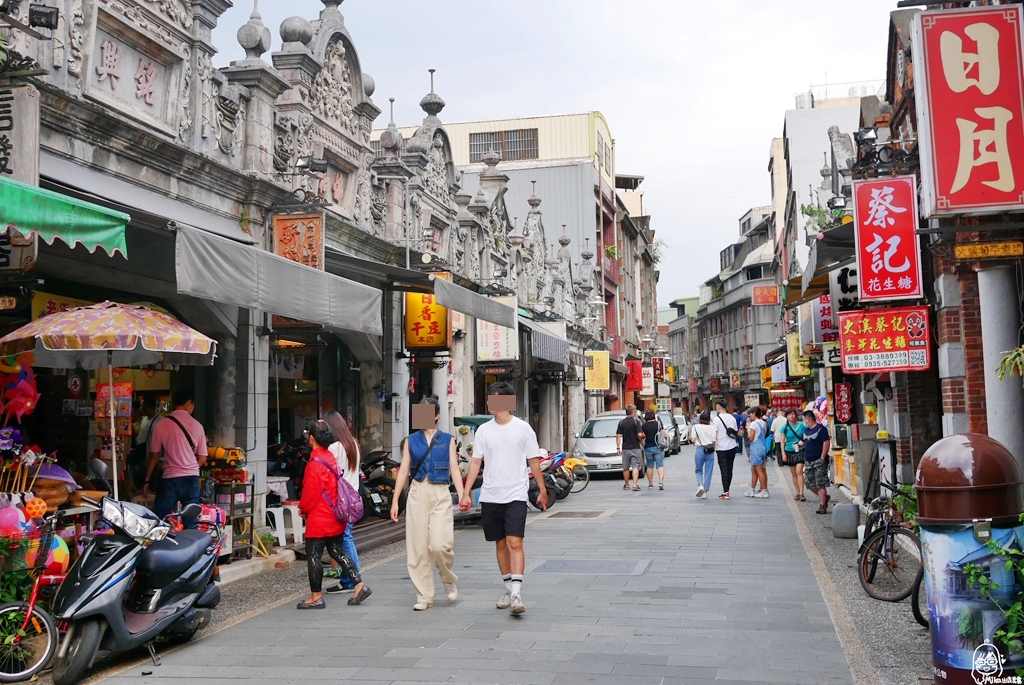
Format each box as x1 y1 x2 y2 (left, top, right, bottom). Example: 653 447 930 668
469 129 539 162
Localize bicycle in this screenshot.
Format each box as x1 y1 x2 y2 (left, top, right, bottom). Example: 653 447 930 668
0 512 67 682
564 456 590 494
858 482 922 602
911 567 928 628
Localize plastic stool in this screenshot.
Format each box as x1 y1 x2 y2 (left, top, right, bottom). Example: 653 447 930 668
265 507 287 547
282 504 305 544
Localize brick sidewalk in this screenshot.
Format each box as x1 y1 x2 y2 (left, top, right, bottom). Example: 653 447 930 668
101 452 857 685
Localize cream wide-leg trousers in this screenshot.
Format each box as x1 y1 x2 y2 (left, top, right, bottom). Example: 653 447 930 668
405 480 457 603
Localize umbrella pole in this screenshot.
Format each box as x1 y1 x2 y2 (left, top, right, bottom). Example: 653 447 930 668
108 353 118 501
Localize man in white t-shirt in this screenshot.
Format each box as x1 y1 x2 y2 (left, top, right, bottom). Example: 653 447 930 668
460 381 547 615
713 400 739 500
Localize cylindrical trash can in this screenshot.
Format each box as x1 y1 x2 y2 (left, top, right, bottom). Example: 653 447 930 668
916 434 1024 684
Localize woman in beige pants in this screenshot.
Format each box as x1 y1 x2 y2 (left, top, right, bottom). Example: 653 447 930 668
390 398 466 611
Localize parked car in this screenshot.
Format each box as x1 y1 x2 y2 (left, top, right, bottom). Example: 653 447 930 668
656 411 683 455
572 410 671 473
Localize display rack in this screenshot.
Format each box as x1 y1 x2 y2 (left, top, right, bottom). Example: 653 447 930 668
215 481 253 563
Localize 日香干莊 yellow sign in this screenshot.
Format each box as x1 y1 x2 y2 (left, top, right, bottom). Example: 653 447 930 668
405 292 449 350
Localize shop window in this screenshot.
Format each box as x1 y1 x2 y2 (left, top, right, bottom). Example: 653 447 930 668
745 266 763 281
470 129 539 162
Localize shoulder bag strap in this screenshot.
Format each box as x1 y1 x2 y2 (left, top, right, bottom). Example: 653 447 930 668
165 415 196 453
409 432 442 478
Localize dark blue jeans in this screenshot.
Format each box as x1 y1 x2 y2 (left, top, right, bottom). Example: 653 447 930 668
338 524 361 587
154 475 201 528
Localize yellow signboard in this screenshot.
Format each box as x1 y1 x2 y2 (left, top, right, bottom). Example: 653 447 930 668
761 367 773 389
404 291 450 349
584 351 610 391
31 292 93 320
954 242 1024 260
787 333 811 377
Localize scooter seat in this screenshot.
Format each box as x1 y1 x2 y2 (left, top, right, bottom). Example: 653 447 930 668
137 530 213 587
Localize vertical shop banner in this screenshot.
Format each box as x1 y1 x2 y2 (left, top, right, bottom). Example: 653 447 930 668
913 6 1024 216
761 367 773 388
641 366 655 397
404 276 452 350
729 370 741 389
835 382 853 423
771 360 787 384
626 360 644 391
710 377 722 394
651 357 665 381
787 333 811 377
852 177 924 301
815 295 839 343
829 265 859 314
751 285 780 306
476 296 518 361
688 378 698 394
839 306 932 374
584 351 609 391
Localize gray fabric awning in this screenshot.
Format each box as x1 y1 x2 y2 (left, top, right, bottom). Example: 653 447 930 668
175 225 382 336
519 317 570 365
431 276 517 329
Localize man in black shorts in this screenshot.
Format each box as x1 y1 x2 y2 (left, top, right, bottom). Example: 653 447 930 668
461 382 547 615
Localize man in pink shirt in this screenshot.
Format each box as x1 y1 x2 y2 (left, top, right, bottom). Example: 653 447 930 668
144 389 207 524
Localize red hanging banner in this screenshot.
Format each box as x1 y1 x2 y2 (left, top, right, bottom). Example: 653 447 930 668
835 383 853 424
626 360 644 391
913 6 1024 216
852 176 923 302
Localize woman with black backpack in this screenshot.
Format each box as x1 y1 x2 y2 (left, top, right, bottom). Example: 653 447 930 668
390 397 467 611
297 419 371 609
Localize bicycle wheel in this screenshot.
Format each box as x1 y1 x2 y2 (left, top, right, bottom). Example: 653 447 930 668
911 567 929 628
571 465 590 493
858 527 922 602
0 602 58 683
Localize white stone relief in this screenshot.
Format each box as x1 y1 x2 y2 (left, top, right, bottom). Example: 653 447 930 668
424 133 450 200
67 0 84 76
198 52 214 139
309 39 358 136
178 46 192 140
353 152 373 231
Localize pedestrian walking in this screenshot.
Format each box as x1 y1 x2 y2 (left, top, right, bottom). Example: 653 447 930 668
321 410 362 595
781 409 806 500
744 407 770 499
734 410 749 460
460 382 548 615
297 420 370 609
641 410 667 491
390 398 466 611
144 389 206 528
713 400 739 500
799 410 831 514
770 410 787 463
691 412 716 498
616 404 645 491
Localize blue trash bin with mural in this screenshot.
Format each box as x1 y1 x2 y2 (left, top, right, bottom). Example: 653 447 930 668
916 434 1024 684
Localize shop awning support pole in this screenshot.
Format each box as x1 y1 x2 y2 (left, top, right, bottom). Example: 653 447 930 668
108 351 118 502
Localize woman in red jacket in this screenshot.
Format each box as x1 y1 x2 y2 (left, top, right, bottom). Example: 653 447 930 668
297 420 371 609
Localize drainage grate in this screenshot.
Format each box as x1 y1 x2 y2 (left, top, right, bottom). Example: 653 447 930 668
547 511 606 519
526 559 651 575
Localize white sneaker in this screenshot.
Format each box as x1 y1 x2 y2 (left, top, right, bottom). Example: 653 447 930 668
700 492 708 499
444 583 458 601
695 486 705 498
744 489 757 497
413 601 433 611
496 591 512 609
510 595 526 615
754 491 770 499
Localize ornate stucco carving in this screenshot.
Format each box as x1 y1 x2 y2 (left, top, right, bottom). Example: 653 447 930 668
424 132 450 200
353 152 373 231
309 39 358 136
273 116 295 173
198 52 214 139
178 45 192 140
98 0 181 52
370 181 387 234
67 0 84 76
145 0 194 31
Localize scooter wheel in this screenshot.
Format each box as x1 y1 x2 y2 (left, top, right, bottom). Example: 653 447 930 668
51 619 103 685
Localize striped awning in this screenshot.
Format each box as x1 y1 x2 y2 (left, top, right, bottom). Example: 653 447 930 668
519 317 569 365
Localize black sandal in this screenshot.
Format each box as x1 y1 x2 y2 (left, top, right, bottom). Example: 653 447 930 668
297 598 325 610
348 585 372 605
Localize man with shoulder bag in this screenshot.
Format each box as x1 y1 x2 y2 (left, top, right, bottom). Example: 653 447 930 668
144 389 207 528
713 400 739 500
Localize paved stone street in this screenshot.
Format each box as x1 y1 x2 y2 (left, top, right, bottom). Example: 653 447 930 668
100 452 858 685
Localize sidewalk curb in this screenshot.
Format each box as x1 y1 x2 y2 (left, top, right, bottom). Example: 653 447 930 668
773 460 882 685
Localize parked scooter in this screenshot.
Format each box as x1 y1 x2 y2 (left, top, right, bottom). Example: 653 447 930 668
360 450 405 521
50 498 222 685
527 454 562 511
548 453 574 501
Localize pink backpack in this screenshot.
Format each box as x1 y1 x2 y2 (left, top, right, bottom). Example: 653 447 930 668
313 457 364 525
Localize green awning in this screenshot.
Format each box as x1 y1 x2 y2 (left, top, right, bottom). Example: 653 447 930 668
0 176 130 257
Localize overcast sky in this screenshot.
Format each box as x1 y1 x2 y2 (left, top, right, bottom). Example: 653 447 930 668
212 0 895 306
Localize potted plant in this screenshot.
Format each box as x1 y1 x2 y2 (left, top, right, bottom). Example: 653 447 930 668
604 245 619 259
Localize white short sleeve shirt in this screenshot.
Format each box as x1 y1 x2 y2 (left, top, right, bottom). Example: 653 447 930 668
473 417 542 504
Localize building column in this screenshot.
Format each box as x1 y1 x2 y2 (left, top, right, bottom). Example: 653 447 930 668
211 335 237 447
978 266 1024 465
432 363 450 434
566 379 585 446
235 309 269 516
